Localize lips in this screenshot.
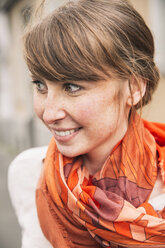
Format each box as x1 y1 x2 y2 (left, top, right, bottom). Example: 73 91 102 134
54 128 80 137
51 127 81 142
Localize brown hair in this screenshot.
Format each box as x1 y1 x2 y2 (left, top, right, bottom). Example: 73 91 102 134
23 0 160 109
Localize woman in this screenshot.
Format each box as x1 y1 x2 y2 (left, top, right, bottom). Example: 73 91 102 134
8 0 165 247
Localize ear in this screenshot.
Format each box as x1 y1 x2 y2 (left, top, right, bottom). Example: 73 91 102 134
127 76 147 106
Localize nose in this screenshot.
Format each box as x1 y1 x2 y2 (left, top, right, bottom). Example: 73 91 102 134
42 94 66 125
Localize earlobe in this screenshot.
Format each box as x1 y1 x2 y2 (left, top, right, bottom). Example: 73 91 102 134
127 77 147 107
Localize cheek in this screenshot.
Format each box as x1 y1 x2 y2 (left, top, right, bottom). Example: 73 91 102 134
74 95 113 125
74 97 99 122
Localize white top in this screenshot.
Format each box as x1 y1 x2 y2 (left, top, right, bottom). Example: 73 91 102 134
8 147 165 248
8 147 52 248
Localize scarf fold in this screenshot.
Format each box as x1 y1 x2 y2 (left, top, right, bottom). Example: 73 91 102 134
36 114 165 248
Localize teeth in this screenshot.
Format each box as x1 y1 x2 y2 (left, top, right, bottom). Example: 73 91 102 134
55 128 79 137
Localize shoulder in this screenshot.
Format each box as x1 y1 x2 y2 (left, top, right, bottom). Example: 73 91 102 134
8 146 47 182
8 146 48 207
8 146 47 194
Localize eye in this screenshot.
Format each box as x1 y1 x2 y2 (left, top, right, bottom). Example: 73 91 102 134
63 83 82 94
32 80 47 94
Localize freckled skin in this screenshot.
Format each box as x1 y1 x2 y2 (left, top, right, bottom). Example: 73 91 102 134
33 78 130 174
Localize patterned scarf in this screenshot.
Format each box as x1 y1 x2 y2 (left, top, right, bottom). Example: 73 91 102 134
36 114 165 248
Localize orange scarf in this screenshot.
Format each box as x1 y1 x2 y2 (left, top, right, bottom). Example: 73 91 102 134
36 114 165 248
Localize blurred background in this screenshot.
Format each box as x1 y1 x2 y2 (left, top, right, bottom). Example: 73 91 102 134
0 0 164 247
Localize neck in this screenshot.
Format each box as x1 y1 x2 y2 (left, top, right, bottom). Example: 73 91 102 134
82 119 129 175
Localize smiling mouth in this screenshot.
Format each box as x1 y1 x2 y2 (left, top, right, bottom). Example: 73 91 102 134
54 128 81 137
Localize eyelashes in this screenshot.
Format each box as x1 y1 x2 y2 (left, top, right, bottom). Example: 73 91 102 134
63 83 82 94
31 80 83 95
31 80 47 94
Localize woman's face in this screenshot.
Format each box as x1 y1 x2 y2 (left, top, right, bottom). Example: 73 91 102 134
33 77 130 159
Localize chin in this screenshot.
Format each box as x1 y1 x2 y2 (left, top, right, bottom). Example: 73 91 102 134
57 146 81 158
